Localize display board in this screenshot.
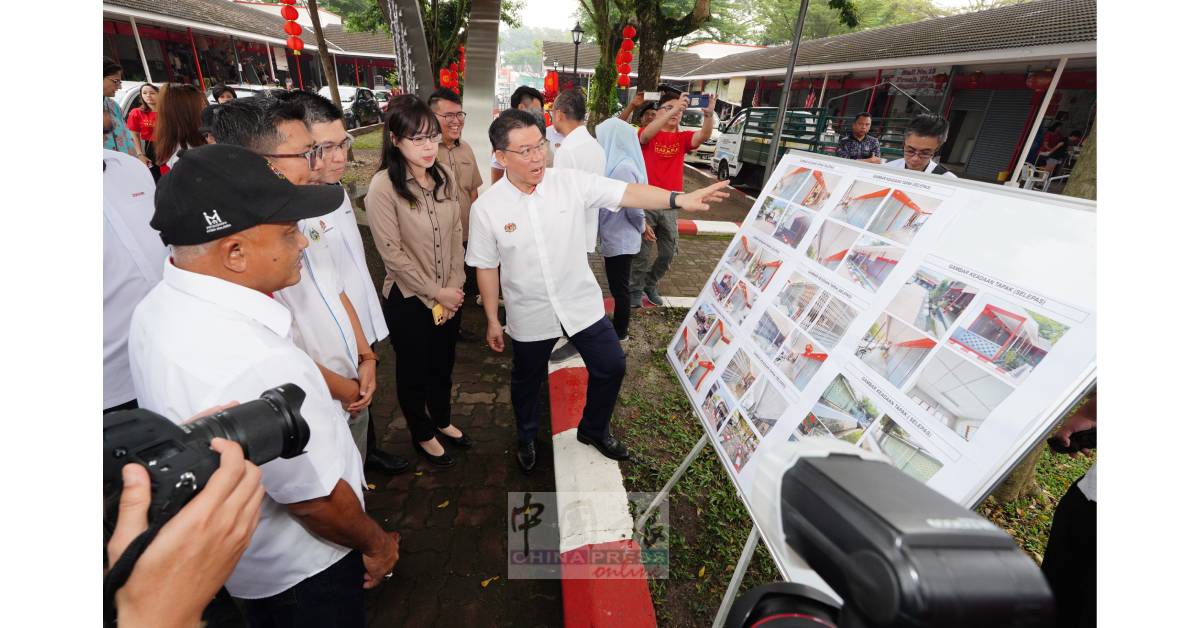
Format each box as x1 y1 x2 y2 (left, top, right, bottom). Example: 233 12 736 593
667 153 1095 575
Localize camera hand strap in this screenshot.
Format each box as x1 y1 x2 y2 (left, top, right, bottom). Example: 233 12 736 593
102 486 193 625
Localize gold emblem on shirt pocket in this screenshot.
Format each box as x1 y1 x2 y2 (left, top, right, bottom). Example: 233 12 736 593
504 223 517 233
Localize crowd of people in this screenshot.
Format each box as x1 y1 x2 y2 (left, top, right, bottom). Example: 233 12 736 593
103 54 727 626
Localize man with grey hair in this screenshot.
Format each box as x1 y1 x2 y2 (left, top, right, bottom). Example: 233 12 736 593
551 89 607 253
128 144 398 624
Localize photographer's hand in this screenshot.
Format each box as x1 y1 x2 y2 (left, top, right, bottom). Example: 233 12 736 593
108 438 264 628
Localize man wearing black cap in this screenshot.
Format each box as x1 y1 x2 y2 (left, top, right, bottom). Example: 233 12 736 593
127 144 398 626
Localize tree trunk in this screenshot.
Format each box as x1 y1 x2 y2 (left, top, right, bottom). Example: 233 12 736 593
1061 124 1096 201
991 443 1043 503
308 1 356 160
634 0 712 91
584 1 619 133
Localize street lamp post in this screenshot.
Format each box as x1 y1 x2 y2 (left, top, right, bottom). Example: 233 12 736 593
571 22 584 82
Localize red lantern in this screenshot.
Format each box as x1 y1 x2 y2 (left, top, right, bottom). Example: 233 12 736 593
617 63 631 75
620 38 634 52
286 36 304 52
617 74 630 88
1026 68 1054 92
616 50 632 65
281 5 299 21
283 21 302 36
623 25 637 39
279 0 296 4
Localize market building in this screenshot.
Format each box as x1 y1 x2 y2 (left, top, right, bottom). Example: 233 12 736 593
544 0 1096 184
102 0 398 91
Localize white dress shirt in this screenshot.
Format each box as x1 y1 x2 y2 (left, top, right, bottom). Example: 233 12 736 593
883 156 958 178
553 125 609 253
128 260 365 599
273 214 359 408
466 169 627 342
103 149 167 408
327 188 388 344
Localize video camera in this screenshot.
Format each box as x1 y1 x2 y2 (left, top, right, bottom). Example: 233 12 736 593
725 441 1055 627
102 384 311 528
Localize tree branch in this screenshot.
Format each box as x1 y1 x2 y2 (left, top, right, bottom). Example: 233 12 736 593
662 0 712 40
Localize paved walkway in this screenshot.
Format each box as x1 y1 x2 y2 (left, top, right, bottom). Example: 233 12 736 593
360 231 562 628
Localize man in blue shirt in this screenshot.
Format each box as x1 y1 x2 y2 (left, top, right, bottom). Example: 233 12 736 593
835 112 882 164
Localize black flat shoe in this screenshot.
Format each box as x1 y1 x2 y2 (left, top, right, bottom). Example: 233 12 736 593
438 428 473 449
364 449 410 474
516 440 536 474
576 431 631 461
412 440 456 467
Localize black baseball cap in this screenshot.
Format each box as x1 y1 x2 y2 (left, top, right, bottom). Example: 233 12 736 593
152 143 343 246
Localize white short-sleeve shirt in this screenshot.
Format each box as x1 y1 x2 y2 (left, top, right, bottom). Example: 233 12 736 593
326 188 388 344
128 260 366 599
883 157 958 178
274 211 359 395
553 126 609 253
466 169 627 342
103 150 167 408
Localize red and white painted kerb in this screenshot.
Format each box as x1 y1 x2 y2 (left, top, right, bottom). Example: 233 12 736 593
548 344 657 627
677 218 740 237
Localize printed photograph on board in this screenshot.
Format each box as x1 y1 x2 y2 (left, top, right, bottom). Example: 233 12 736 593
774 330 827 392
752 197 793 236
861 416 946 483
788 412 834 441
775 273 821 322
799 290 859 350
865 189 942 245
906 348 1015 442
806 221 861 270
673 301 717 363
768 165 815 202
724 236 760 276
711 266 738 303
886 267 978 339
721 280 759 326
719 411 760 473
752 308 794 358
683 349 717 393
700 381 736 434
807 373 881 444
771 206 817 249
837 237 905 293
742 377 790 439
830 181 891 228
948 303 1070 385
721 349 761 399
855 313 937 387
794 169 840 210
701 316 736 362
747 246 785 291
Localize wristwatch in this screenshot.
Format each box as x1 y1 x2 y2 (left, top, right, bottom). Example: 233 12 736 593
358 350 378 366
669 191 680 210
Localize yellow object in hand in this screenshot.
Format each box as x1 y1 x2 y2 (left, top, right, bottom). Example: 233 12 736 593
432 303 447 325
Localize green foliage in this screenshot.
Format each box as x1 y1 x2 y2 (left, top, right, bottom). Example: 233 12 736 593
499 25 570 73
754 0 948 45
1028 311 1069 345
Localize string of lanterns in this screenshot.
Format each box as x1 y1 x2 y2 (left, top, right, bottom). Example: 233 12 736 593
278 0 304 89
439 45 467 94
616 25 636 88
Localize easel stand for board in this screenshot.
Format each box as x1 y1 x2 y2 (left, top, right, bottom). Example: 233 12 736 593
633 432 768 628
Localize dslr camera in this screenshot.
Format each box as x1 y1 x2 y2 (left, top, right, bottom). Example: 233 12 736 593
103 384 311 527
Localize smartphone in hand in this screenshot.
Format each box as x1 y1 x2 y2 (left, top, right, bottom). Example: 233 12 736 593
688 94 710 109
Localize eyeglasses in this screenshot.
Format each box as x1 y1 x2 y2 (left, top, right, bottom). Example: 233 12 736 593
106 77 122 87
404 133 443 147
503 139 549 161
262 145 322 170
435 111 467 123
902 145 937 159
316 135 354 159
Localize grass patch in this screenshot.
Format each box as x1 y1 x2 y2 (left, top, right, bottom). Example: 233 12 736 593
342 129 383 189
615 308 1093 625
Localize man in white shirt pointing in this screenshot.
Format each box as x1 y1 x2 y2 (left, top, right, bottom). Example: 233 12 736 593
467 109 729 473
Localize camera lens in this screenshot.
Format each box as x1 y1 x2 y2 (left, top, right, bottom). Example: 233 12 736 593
180 384 311 465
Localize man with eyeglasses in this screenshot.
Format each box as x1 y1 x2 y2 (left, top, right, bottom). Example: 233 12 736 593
429 87 484 342
212 95 406 476
883 113 957 178
467 109 731 473
275 91 409 474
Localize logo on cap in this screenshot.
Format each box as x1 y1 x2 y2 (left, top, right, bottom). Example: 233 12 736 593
203 210 232 234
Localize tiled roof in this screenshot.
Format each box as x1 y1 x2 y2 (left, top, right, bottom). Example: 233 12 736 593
684 0 1096 77
104 0 394 56
541 41 708 79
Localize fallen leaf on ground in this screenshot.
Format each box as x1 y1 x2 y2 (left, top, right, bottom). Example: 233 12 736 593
698 566 706 577
481 576 500 588
366 483 377 491
437 500 450 509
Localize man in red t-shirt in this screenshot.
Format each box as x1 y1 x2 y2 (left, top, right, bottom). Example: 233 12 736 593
631 92 716 307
